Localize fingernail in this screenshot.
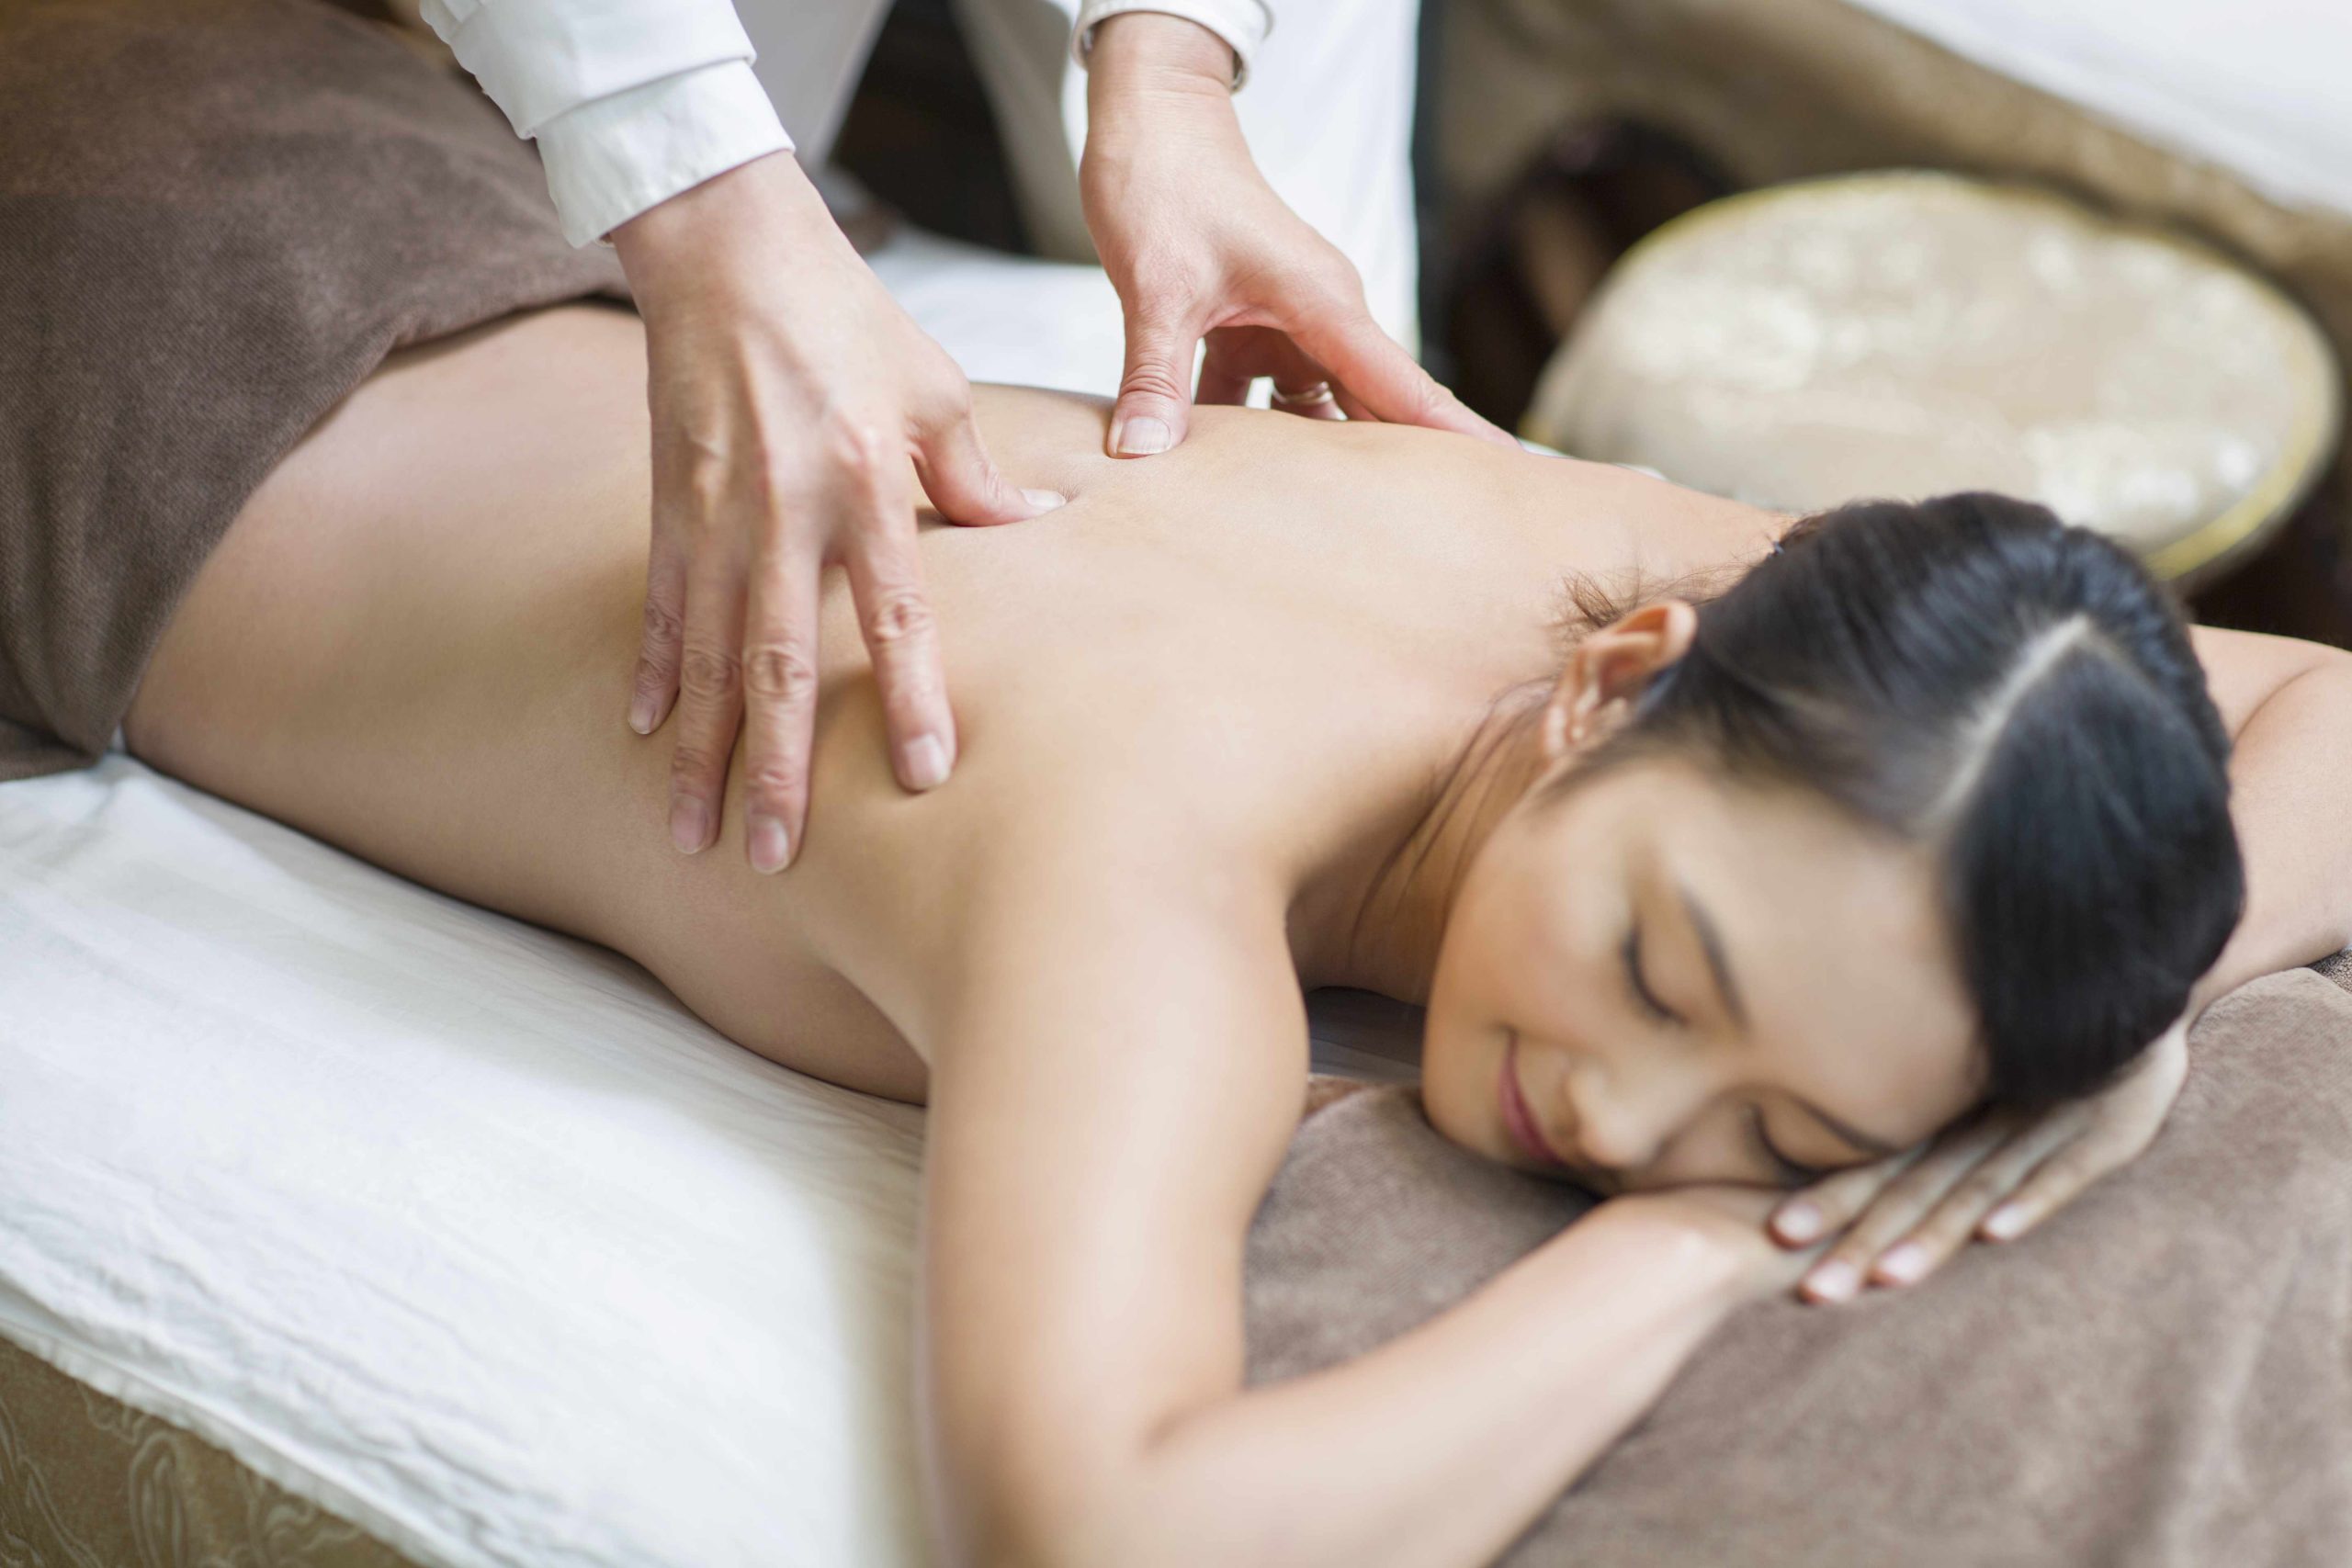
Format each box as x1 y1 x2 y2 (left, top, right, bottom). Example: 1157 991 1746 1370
1804 1260 1860 1303
669 796 709 854
1982 1205 2029 1241
1114 416 1172 457
1874 1243 1928 1285
905 734 951 791
747 814 790 874
628 694 658 735
1021 487 1067 513
1774 1201 1823 1244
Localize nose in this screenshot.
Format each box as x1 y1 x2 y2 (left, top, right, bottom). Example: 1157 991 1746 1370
1558 1051 1711 1172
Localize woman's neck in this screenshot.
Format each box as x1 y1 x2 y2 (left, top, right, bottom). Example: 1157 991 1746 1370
1291 683 1553 1003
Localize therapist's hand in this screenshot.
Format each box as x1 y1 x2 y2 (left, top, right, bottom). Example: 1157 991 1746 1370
610 152 1062 874
1079 14 1513 457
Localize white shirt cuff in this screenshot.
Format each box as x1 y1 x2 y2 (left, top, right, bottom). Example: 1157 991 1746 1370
535 61 794 246
420 0 762 137
1070 0 1275 91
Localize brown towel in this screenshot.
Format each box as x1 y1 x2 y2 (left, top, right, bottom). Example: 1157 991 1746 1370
0 0 628 782
1248 958 2352 1566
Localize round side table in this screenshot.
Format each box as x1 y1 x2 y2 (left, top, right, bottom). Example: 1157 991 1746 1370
1524 172 2343 592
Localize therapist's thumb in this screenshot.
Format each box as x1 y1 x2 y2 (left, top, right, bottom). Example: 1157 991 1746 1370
1109 306 1196 458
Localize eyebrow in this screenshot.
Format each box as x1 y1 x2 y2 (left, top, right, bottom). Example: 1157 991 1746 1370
1675 880 1906 1161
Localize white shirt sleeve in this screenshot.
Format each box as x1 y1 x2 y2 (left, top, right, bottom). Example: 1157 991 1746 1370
1069 0 1276 91
417 0 794 247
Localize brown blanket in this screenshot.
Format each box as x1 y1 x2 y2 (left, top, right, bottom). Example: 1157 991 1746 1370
1250 958 2352 1565
0 0 627 782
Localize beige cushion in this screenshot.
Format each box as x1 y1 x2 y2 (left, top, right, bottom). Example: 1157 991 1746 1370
1524 173 2341 585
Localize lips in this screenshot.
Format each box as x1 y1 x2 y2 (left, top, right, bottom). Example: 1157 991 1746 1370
1498 1034 1570 1169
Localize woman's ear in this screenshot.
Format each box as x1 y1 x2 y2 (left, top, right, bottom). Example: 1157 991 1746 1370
1540 600 1698 762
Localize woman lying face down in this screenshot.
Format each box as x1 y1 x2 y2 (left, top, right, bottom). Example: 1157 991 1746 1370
1423 496 2241 1280
121 309 2348 1568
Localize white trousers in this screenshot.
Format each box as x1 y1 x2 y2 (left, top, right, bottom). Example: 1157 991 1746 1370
739 0 1424 347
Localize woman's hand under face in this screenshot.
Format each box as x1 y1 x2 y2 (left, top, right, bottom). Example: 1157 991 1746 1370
1764 1015 2192 1303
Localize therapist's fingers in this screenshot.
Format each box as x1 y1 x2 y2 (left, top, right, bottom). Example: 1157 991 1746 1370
910 372 1065 529
1293 300 1516 447
1330 383 1375 424
1109 297 1200 457
666 536 753 858
1198 328 1347 420
1194 336 1254 409
843 465 955 801
1265 336 1345 422
735 519 826 875
628 525 689 737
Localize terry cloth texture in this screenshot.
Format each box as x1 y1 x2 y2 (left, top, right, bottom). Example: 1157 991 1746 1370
1245 955 2352 1566
0 0 628 783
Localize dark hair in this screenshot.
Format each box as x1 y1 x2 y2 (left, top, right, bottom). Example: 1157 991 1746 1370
1566 492 2243 1106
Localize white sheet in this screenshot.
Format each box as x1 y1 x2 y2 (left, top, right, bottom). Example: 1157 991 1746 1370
0 226 1415 1567
1 757 935 1565
1846 0 2352 221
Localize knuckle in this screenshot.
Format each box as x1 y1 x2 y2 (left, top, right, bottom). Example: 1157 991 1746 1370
820 414 892 480
741 761 807 807
921 364 978 426
677 453 730 524
678 643 742 701
1127 270 1193 324
751 457 797 516
630 656 674 699
639 594 685 651
1118 362 1188 405
1303 257 1363 319
741 641 820 705
1398 373 1447 424
863 587 935 649
667 744 722 790
1874 1172 1945 1220
1948 1166 2018 1213
1846 1201 1915 1247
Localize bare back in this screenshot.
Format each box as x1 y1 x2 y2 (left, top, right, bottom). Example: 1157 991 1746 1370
124 302 1770 1101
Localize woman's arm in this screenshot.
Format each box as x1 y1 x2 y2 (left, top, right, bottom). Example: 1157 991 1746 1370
922 817 1790 1568
2188 625 2352 1010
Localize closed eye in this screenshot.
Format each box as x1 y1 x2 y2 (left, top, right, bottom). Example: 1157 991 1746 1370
1747 1103 1826 1185
1620 922 1680 1026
